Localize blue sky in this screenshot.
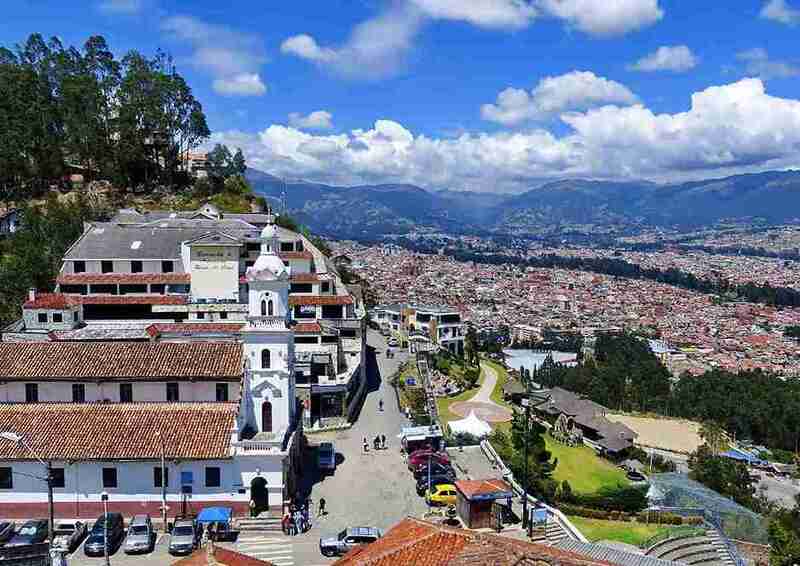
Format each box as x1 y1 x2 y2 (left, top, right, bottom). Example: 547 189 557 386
4 0 800 193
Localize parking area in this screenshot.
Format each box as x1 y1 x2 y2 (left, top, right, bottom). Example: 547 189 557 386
66 532 170 566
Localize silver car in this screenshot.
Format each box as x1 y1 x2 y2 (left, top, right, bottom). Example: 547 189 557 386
51 520 87 553
124 514 154 554
168 520 197 556
320 526 382 557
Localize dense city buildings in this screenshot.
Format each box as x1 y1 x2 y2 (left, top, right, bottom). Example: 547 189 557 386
337 241 800 377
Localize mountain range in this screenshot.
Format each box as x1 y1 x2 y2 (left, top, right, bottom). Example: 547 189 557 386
246 168 800 239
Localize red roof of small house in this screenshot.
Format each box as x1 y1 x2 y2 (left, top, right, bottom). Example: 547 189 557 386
57 273 190 285
290 273 321 283
23 293 78 309
280 251 313 260
294 322 322 334
454 479 514 500
76 295 188 305
0 402 237 461
146 323 245 338
289 295 353 306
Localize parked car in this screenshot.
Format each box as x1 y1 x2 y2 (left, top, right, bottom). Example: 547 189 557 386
5 520 48 547
0 522 15 545
124 514 155 554
416 472 457 496
412 461 455 480
319 527 383 557
84 513 125 557
408 449 450 470
51 520 87 553
318 441 336 471
168 519 198 556
426 483 458 506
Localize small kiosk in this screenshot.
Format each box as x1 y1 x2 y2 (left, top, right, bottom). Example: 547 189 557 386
454 479 514 530
399 424 444 453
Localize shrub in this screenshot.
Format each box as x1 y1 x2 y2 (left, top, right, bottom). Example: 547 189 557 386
571 485 648 513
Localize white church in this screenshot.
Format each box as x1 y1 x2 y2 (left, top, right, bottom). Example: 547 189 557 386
0 215 307 519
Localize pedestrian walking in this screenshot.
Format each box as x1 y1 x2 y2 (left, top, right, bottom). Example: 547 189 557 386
373 436 380 450
249 498 257 517
381 434 387 450
363 437 369 453
318 497 327 517
379 398 384 412
282 511 291 535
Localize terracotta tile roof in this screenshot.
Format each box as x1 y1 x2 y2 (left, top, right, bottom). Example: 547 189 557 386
334 517 615 566
294 322 322 334
0 342 242 381
0 402 237 461
290 273 321 283
280 251 313 260
23 293 78 309
289 295 353 306
58 273 191 285
454 479 513 500
146 323 245 338
76 295 188 305
173 547 274 565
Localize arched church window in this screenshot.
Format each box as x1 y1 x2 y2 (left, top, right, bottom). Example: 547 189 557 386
261 300 267 316
268 300 274 316
261 349 271 369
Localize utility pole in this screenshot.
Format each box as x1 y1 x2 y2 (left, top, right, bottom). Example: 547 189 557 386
102 491 110 566
156 432 167 530
521 393 530 531
46 461 55 540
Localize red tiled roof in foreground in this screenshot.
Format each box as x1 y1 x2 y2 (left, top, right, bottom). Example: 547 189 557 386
146 323 245 338
334 517 615 566
58 273 191 285
293 322 322 334
0 342 242 381
289 295 353 306
173 547 274 566
0 403 237 461
76 295 188 305
23 293 78 309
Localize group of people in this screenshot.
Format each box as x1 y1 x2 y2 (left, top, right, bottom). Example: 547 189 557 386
282 497 324 536
363 434 388 452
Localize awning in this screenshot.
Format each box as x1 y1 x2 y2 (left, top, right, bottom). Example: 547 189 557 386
196 507 232 524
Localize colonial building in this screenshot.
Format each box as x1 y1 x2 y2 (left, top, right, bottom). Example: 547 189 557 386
2 207 366 428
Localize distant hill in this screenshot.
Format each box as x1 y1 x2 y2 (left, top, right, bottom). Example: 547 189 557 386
246 168 800 239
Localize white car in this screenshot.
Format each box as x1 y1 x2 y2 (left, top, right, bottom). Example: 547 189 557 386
51 520 87 553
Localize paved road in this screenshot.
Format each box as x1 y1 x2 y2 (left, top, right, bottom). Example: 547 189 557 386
65 330 427 566
470 362 498 405
290 329 429 565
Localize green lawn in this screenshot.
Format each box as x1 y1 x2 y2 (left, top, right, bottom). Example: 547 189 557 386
436 364 486 426
545 435 630 494
568 517 694 547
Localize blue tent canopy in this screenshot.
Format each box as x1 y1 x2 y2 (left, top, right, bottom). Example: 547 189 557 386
720 448 762 464
196 507 232 524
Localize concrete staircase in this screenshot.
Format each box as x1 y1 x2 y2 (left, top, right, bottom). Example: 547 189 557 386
527 521 569 546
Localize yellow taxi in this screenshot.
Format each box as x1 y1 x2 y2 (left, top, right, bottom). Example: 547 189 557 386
425 483 458 506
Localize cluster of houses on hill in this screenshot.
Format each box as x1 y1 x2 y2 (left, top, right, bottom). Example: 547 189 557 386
0 206 366 519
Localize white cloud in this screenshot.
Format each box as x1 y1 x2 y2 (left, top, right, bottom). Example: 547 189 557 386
537 0 663 36
760 0 800 25
97 0 141 14
213 79 800 193
288 111 334 131
282 0 661 79
737 47 800 79
481 71 638 125
628 45 698 73
161 15 268 96
213 74 267 96
408 0 537 29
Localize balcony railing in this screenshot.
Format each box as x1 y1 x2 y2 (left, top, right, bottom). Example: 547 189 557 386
247 316 289 329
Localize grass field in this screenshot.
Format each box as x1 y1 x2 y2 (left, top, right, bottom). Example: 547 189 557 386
546 435 630 494
568 516 685 547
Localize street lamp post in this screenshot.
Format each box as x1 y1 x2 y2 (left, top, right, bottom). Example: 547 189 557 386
520 396 530 531
155 432 167 530
0 432 54 540
101 491 110 566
